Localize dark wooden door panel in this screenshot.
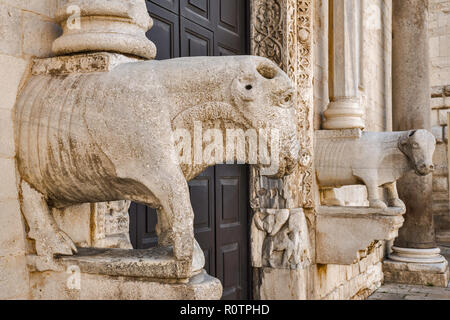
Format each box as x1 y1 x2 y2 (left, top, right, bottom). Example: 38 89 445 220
129 202 158 249
189 167 215 276
181 0 216 30
146 2 180 60
181 17 214 57
215 0 246 55
148 0 179 14
215 164 249 300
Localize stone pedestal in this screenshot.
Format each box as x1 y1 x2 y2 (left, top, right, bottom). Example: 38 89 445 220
30 269 221 300
316 206 405 265
384 247 449 287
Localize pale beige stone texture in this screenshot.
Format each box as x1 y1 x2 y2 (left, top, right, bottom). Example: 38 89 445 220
0 54 28 112
0 255 30 299
0 199 27 257
23 12 61 58
0 5 22 56
2 0 59 17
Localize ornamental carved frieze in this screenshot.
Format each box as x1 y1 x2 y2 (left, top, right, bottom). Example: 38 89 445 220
250 0 314 210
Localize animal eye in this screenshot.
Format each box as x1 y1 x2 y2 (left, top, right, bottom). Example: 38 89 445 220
413 143 419 148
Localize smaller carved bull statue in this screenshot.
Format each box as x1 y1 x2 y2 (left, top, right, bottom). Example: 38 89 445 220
315 130 436 209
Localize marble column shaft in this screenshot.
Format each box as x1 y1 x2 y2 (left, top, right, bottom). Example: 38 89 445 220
392 0 436 249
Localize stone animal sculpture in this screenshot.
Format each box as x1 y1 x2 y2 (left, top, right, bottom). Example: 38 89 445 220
315 130 436 209
15 56 300 266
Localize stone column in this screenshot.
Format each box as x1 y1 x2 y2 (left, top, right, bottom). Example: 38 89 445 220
384 0 449 287
323 0 365 130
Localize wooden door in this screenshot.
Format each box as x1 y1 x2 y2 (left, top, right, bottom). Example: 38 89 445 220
128 0 250 300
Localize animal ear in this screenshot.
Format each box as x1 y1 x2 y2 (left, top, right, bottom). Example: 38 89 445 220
408 130 417 137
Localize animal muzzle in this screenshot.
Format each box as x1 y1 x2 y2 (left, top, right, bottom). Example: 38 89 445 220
415 162 435 176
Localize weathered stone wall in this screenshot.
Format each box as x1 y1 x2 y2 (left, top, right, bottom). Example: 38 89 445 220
0 0 61 299
429 0 450 243
313 242 384 300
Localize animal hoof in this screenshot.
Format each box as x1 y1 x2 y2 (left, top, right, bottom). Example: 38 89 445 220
388 198 405 209
369 199 388 209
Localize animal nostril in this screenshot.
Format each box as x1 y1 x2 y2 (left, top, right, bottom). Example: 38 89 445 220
245 85 253 90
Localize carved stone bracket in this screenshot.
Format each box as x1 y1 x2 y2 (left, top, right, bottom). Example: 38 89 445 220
250 0 314 210
316 206 405 265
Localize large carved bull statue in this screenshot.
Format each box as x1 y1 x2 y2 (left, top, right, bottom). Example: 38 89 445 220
315 130 436 209
15 56 300 265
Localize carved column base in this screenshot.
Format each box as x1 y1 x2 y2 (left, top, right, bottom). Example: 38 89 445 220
53 0 156 59
383 247 449 287
323 99 365 130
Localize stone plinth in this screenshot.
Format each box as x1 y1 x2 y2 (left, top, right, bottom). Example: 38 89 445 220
316 206 405 265
383 259 449 288
383 246 449 287
30 269 222 300
57 247 194 281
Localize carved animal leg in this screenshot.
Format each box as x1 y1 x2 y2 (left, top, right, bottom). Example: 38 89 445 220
20 181 77 256
153 176 195 261
385 182 405 208
362 178 387 209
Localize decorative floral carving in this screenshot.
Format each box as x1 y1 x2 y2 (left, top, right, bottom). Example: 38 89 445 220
250 0 314 209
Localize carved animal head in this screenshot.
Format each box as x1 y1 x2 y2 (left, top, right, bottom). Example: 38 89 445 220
399 129 436 176
231 57 300 177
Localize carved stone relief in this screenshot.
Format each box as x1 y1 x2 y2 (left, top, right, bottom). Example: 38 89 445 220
251 208 311 269
250 0 314 210
92 201 133 249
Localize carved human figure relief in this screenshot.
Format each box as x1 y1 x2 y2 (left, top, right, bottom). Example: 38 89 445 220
251 208 311 269
315 130 436 209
